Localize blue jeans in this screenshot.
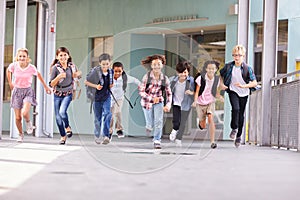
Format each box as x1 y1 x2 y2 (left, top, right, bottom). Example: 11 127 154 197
143 103 163 141
93 96 112 138
54 94 72 137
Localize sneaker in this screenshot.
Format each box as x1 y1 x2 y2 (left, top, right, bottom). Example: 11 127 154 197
17 134 24 143
234 137 241 148
229 129 238 139
26 121 34 134
210 143 217 149
175 139 182 147
169 129 177 142
102 136 110 145
153 140 161 149
95 137 101 144
117 130 125 138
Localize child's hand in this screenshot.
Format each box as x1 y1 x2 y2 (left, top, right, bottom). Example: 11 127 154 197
75 71 82 79
153 97 160 104
220 83 228 90
45 87 52 94
109 83 114 88
192 101 197 108
59 72 66 79
96 84 103 90
185 90 194 95
163 106 170 112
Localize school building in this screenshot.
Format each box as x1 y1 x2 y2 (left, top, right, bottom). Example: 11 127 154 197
0 0 299 148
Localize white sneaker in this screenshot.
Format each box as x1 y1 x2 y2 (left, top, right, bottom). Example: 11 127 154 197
95 137 101 144
153 140 161 149
169 129 177 142
17 134 24 143
102 136 110 145
175 139 182 147
26 121 34 134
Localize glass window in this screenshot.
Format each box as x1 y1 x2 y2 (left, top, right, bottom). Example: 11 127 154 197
3 45 13 101
91 36 113 67
254 20 288 81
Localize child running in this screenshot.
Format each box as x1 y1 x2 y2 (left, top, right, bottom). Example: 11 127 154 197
110 61 140 138
138 54 172 149
169 61 195 147
193 60 226 149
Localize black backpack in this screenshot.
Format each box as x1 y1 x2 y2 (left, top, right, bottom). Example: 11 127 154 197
195 72 219 97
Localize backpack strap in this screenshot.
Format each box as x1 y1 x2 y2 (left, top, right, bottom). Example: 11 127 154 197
211 75 219 97
122 71 128 91
199 74 206 96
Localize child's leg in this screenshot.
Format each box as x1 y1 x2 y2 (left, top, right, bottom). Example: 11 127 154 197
207 113 215 144
142 107 153 131
115 99 124 131
172 105 181 131
93 101 103 138
196 104 207 129
21 102 31 122
13 109 23 135
152 103 163 142
176 110 190 140
102 97 112 138
110 104 116 134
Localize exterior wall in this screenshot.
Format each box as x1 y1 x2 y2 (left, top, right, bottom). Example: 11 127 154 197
6 0 296 137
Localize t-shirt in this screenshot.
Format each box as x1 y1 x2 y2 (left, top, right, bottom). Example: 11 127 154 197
229 66 249 97
173 80 186 106
8 62 38 88
195 74 218 105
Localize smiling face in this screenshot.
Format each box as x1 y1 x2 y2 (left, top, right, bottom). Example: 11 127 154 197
99 59 111 73
16 50 29 67
151 59 163 73
56 51 70 65
113 66 123 79
206 63 217 78
177 69 189 81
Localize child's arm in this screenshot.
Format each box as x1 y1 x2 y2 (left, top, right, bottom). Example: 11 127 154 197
128 75 141 85
6 68 13 90
163 78 172 112
84 80 103 90
37 72 51 94
192 84 200 107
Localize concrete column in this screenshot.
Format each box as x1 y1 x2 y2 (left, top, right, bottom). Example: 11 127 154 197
34 0 56 137
237 0 250 144
260 0 278 146
237 0 250 57
0 0 6 139
10 0 28 138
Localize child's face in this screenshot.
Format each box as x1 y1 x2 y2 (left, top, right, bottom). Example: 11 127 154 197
151 59 163 73
99 59 111 72
177 69 189 81
56 51 70 65
113 66 123 79
232 50 244 66
17 51 28 66
206 64 217 76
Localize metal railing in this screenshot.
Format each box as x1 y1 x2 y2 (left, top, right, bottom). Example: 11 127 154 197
248 70 300 151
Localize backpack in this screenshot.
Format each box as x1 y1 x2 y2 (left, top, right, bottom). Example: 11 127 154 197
221 61 256 93
85 66 114 101
195 72 219 97
52 62 80 100
145 71 168 104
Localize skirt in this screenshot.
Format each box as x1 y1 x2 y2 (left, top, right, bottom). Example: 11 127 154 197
11 87 38 109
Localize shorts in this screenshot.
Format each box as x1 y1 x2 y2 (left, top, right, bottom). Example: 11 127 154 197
196 103 215 122
10 87 37 109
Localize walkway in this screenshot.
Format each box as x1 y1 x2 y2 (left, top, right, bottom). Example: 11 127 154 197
0 134 299 200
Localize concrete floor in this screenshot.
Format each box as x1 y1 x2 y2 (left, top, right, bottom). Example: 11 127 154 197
0 133 300 200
